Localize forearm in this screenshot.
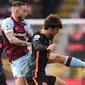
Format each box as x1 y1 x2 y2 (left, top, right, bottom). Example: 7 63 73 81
5 32 31 46
10 37 31 46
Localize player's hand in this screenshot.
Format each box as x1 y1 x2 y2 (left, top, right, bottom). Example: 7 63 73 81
47 43 56 52
27 46 31 51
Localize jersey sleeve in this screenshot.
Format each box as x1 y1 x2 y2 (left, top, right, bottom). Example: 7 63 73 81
24 20 33 36
1 18 14 34
32 34 48 51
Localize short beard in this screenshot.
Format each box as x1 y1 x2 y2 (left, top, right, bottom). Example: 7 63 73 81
18 16 24 21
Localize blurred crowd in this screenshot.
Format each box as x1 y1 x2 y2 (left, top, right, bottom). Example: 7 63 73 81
0 0 62 18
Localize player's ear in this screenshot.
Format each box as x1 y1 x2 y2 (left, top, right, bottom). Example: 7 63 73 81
16 9 18 12
49 27 53 32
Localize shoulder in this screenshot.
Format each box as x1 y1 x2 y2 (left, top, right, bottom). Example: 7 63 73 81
33 32 41 41
2 17 14 25
1 17 14 29
24 19 30 25
24 19 31 28
23 19 33 35
34 34 41 38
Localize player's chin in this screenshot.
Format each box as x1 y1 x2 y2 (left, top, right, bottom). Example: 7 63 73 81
18 17 24 21
19 18 24 21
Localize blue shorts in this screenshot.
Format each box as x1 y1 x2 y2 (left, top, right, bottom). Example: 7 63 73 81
10 52 31 79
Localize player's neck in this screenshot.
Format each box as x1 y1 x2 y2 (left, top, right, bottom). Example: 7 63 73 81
11 14 19 22
40 28 49 38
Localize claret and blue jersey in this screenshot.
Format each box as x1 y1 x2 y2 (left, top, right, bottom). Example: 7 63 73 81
1 17 33 62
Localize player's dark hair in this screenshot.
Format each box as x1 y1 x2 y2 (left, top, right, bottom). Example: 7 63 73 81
44 14 63 30
12 1 27 7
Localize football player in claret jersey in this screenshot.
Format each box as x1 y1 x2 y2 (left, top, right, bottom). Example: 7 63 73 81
26 14 85 85
1 1 33 85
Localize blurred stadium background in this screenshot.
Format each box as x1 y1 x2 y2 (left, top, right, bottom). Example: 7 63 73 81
0 0 85 85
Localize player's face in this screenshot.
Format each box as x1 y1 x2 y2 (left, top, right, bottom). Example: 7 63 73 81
17 6 28 21
51 27 60 37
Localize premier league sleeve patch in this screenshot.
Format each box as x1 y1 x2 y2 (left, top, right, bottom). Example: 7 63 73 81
1 18 14 33
3 24 13 33
33 35 40 41
5 24 11 30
